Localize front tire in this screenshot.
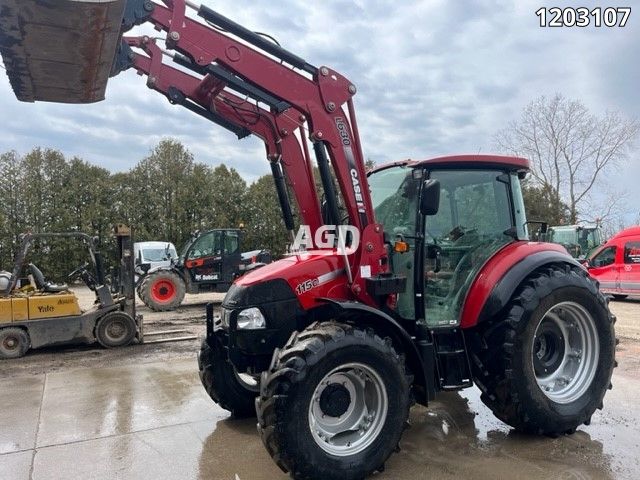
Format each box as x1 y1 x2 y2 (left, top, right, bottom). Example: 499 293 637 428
257 322 411 480
95 312 137 348
139 271 186 311
198 338 259 417
0 327 30 359
471 264 616 435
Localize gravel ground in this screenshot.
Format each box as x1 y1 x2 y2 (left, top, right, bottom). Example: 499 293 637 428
1 288 638 379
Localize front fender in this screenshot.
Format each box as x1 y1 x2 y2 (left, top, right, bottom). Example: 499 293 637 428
460 242 582 328
318 299 432 405
142 265 187 283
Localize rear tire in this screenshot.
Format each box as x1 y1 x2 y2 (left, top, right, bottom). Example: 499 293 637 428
95 312 137 348
470 264 616 435
0 327 30 359
257 322 411 480
139 271 186 311
198 338 259 417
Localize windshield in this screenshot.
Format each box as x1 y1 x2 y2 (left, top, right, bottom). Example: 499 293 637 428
141 247 177 262
550 228 578 246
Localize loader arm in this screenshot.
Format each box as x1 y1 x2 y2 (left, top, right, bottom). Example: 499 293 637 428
123 36 323 234
0 0 395 304
113 0 375 230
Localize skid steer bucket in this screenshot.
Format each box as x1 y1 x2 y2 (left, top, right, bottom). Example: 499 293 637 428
0 0 126 103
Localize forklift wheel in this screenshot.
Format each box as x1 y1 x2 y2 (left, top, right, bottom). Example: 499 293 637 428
0 327 30 359
95 312 137 348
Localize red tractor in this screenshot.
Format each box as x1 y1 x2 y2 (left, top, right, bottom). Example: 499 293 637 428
0 2 616 479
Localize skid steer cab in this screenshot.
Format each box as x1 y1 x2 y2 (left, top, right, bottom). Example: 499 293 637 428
136 228 271 311
0 225 141 359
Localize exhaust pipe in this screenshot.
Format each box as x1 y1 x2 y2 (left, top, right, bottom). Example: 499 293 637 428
0 0 126 103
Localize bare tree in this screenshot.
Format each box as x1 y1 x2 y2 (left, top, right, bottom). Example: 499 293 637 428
494 94 638 223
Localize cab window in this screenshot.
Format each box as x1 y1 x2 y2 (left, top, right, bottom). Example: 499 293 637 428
424 169 514 327
591 246 616 267
187 231 222 259
624 242 640 264
224 231 239 254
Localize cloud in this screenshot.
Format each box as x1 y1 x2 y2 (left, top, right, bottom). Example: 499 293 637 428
0 0 637 220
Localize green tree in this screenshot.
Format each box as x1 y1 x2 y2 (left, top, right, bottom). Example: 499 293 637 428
243 175 289 256
522 181 570 226
209 164 247 228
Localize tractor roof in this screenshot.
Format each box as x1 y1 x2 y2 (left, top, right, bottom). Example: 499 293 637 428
370 154 530 174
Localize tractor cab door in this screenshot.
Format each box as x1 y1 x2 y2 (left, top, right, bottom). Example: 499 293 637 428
370 167 421 320
421 169 516 328
184 230 224 287
220 230 242 282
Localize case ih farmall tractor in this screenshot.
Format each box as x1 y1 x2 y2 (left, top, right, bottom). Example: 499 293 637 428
0 1 616 479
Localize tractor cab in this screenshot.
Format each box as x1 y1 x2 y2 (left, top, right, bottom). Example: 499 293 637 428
369 155 529 328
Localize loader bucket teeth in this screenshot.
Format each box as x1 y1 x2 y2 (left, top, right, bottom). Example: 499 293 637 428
0 0 126 103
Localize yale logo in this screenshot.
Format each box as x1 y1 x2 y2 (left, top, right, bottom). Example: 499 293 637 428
58 298 74 305
38 305 55 313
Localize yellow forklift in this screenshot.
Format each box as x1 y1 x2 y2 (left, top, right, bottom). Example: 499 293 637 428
0 225 142 359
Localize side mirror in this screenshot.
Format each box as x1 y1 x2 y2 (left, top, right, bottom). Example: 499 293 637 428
420 179 440 216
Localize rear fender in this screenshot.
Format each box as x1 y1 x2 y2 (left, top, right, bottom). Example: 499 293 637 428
318 299 430 405
142 266 187 283
460 243 583 328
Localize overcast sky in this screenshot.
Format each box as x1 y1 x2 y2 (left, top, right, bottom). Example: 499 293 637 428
1 0 638 224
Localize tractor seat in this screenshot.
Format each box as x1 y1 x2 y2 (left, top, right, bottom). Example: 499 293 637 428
28 263 68 293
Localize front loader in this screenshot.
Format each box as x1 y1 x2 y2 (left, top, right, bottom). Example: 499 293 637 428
0 2 616 479
0 225 141 359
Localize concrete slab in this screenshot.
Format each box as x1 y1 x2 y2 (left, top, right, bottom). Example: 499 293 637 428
0 375 44 454
36 362 226 447
31 419 282 480
0 451 34 480
1 359 638 480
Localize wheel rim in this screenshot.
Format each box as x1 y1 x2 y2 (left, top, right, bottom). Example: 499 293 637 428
532 301 600 404
104 319 128 343
308 362 388 457
233 369 260 393
151 279 176 303
2 335 19 351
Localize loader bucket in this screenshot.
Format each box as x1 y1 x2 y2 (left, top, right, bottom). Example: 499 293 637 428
0 0 126 103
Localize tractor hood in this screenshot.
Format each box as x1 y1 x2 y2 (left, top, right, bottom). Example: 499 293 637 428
229 250 351 309
0 0 126 103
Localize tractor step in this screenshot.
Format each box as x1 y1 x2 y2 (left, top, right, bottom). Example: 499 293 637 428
433 329 473 390
0 0 126 103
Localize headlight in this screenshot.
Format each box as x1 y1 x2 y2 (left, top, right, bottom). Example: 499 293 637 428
221 308 231 328
236 307 266 330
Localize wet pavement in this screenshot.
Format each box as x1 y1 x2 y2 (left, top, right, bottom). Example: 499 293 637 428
1 360 638 480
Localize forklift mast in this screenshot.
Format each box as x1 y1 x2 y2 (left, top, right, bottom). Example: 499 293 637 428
114 224 136 320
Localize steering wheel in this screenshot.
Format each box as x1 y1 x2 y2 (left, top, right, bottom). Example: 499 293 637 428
68 262 89 280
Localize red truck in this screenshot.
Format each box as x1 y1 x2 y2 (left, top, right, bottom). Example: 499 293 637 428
586 226 640 299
